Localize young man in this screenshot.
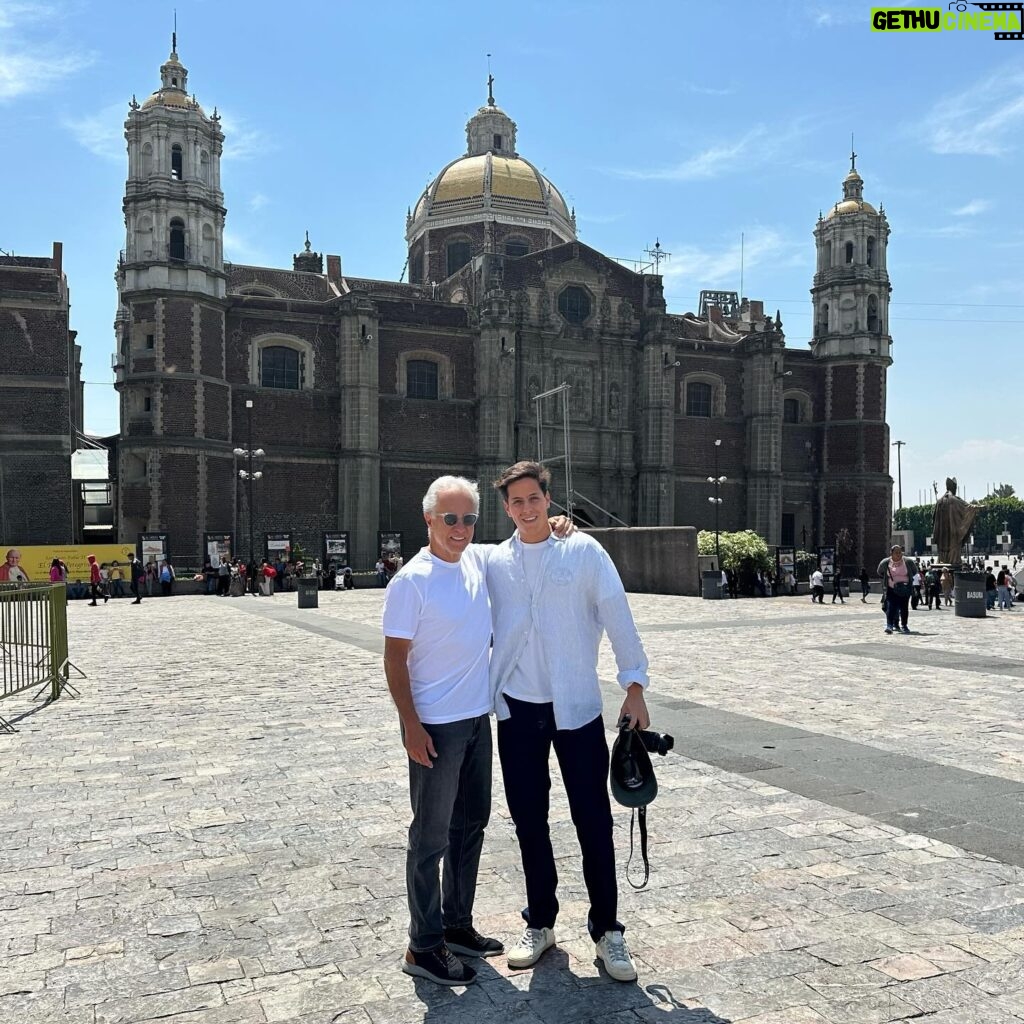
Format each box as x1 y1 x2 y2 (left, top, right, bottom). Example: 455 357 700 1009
810 567 824 603
128 552 144 604
486 461 650 983
382 476 502 988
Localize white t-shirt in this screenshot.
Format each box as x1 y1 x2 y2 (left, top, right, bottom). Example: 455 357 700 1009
810 570 823 587
382 546 491 724
504 539 553 705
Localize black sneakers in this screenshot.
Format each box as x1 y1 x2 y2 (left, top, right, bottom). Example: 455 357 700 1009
444 926 505 958
402 944 476 986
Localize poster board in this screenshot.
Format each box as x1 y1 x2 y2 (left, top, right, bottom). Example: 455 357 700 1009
265 532 293 562
323 532 350 568
378 531 403 561
138 532 169 567
203 533 234 568
817 545 836 582
0 544 136 583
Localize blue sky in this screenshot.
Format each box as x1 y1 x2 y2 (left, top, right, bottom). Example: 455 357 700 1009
2 0 1022 505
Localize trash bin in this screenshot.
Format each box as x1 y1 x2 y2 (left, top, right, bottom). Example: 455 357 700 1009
701 570 723 600
297 576 319 609
953 570 986 619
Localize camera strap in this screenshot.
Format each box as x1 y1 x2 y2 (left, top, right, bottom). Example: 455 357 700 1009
625 805 650 890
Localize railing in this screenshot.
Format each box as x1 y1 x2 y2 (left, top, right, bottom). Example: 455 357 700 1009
0 582 80 732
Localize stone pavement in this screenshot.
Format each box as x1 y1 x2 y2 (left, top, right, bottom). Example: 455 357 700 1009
1 589 1023 1024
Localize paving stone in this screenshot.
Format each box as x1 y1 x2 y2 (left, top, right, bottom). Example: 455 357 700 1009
2 594 1024 1024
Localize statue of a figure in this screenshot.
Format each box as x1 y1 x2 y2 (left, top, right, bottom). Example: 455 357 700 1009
932 477 980 567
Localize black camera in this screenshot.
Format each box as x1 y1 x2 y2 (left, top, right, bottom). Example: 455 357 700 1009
637 730 674 757
618 716 674 757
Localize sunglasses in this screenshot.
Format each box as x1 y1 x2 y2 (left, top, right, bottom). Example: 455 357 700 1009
435 513 479 527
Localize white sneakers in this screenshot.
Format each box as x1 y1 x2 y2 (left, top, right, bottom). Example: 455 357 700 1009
596 930 638 982
506 926 556 968
506 925 637 982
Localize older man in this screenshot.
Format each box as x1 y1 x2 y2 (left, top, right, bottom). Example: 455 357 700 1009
382 476 501 987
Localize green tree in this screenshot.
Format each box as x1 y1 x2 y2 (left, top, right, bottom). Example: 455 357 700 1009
991 483 1016 499
974 496 1024 550
892 504 933 549
697 530 772 572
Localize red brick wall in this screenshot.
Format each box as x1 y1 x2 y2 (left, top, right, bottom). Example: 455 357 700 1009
205 455 235 534
161 381 198 437
199 305 224 379
379 397 478 461
205 382 230 441
163 299 195 372
1 387 69 431
231 390 339 451
0 453 73 543
826 424 860 471
379 328 476 398
251 459 339 559
863 364 884 421
830 365 859 420
159 452 199 553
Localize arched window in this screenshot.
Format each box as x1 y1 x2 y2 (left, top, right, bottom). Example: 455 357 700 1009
558 285 591 324
783 390 813 424
844 241 854 264
171 144 183 181
199 151 210 184
168 218 186 261
824 240 832 268
407 359 439 400
140 142 153 178
867 294 879 332
260 346 301 390
686 381 713 417
446 240 472 277
505 238 530 258
817 301 830 336
681 372 726 417
201 223 214 266
866 236 875 267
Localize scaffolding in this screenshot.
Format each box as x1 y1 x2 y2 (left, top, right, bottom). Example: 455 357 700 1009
531 383 629 527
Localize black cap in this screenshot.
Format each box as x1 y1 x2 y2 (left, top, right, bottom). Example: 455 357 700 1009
610 725 658 808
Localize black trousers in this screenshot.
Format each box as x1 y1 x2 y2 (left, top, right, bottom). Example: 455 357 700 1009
130 578 142 601
497 696 622 942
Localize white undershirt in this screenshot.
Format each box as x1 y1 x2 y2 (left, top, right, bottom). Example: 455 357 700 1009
504 539 553 704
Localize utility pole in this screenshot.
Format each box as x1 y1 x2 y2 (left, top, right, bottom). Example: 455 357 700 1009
892 440 906 510
233 400 264 594
707 439 726 566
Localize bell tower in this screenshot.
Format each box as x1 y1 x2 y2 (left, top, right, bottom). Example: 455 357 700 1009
810 151 893 567
114 32 233 563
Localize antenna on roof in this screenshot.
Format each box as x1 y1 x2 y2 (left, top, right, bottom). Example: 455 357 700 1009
739 232 744 300
172 9 177 53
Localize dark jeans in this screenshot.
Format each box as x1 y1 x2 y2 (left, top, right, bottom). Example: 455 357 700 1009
812 586 824 603
927 586 942 609
130 578 142 601
861 581 870 600
497 696 622 943
112 579 126 598
885 588 910 629
406 714 492 952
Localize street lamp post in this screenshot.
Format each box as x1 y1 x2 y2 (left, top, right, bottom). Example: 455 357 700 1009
233 399 264 594
707 438 726 567
892 440 906 511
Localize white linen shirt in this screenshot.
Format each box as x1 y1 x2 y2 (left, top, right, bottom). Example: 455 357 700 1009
486 531 649 730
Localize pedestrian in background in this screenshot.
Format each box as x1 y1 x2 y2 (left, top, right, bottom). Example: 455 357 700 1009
858 566 870 603
159 559 175 596
941 568 954 606
878 544 917 635
129 552 145 604
87 554 108 606
109 561 126 598
831 569 845 604
810 567 825 604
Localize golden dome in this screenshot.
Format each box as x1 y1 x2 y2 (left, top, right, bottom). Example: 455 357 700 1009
141 89 205 115
826 198 877 219
410 153 572 234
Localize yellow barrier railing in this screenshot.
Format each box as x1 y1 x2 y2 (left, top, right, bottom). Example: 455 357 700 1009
0 582 81 732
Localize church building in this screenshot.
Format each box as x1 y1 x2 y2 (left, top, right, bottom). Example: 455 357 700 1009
112 39 894 569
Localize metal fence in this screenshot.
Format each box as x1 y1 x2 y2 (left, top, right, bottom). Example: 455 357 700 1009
0 582 77 732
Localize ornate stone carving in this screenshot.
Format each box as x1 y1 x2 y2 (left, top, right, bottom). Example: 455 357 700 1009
618 298 634 327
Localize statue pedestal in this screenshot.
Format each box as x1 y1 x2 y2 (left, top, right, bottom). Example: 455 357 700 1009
953 571 986 618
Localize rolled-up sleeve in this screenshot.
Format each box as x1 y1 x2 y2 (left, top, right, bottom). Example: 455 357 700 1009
593 547 649 689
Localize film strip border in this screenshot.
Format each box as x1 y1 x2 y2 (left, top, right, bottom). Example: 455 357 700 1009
973 2 1024 39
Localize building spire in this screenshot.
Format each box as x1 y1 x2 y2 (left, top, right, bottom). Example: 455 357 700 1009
172 9 178 56
486 52 495 106
850 132 857 173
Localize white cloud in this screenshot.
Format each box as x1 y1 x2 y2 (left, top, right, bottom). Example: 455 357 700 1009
680 81 736 97
217 109 272 162
0 1 93 101
248 193 270 212
919 65 1024 156
952 199 990 217
223 229 270 267
614 127 769 182
64 102 125 160
659 227 805 305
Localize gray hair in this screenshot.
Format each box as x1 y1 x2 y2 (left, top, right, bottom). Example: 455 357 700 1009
422 475 480 515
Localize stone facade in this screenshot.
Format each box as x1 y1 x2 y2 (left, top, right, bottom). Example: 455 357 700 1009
0 243 82 544
112 44 893 569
